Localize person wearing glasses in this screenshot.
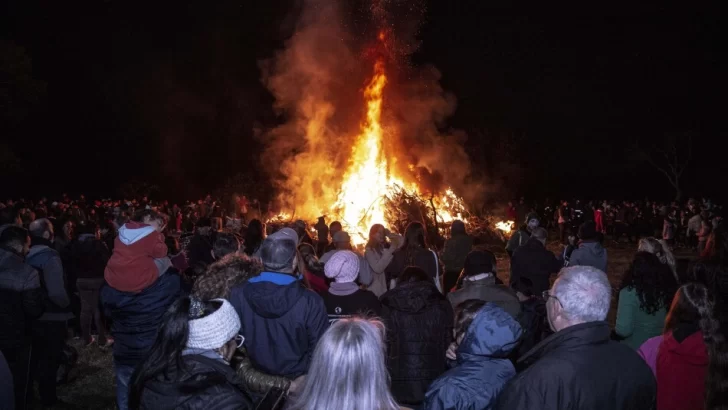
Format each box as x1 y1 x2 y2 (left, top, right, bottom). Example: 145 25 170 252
496 266 656 410
128 297 254 410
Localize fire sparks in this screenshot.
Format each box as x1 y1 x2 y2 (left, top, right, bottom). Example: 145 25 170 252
495 220 515 234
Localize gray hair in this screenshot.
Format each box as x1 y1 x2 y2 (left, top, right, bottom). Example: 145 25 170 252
28 218 53 238
288 318 399 410
552 266 611 324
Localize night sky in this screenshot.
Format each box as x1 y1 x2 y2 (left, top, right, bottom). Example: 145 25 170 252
1 1 724 202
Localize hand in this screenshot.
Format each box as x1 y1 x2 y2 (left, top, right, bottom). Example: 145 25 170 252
289 375 306 394
445 342 458 361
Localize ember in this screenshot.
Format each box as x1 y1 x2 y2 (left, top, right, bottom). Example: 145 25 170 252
495 220 515 234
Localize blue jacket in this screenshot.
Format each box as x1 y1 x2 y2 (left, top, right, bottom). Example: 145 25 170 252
26 238 71 321
101 270 181 366
423 303 522 410
229 272 328 379
569 241 608 272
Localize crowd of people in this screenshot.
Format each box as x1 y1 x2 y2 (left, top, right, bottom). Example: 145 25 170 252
0 194 727 410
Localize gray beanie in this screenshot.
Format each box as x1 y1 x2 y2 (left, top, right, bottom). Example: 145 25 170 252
259 227 299 271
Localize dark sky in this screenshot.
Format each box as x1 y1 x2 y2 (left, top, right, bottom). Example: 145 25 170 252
1 1 725 202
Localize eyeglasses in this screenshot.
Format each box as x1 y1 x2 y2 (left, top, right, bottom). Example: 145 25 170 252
542 290 563 307
235 334 245 349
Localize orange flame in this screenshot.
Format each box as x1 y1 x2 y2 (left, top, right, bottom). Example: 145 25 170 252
495 220 515 234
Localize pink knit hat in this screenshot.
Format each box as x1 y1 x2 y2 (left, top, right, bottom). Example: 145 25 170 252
324 250 360 283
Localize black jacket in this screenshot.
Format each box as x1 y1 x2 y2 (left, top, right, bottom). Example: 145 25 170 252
380 280 453 405
386 247 438 281
138 355 254 410
0 247 44 350
496 321 656 410
65 234 110 279
510 238 562 295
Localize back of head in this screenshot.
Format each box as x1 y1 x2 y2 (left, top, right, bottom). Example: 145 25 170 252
404 221 427 249
0 208 19 226
77 221 99 236
621 251 677 314
553 266 611 324
259 227 298 273
290 317 398 410
134 209 163 224
531 227 548 242
0 225 29 254
463 250 495 277
451 220 466 236
398 266 430 284
213 232 240 259
193 253 261 300
578 221 597 241
28 218 53 239
324 250 360 284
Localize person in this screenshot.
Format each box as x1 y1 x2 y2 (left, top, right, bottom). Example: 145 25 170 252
105 210 169 293
0 225 44 410
25 218 72 407
594 205 605 234
54 220 74 253
102 264 182 410
614 251 677 349
228 228 328 379
129 297 254 410
569 221 608 272
242 219 265 256
386 222 440 291
224 211 242 233
441 220 473 294
505 213 539 257
510 277 549 358
509 227 561 296
558 200 570 244
447 250 521 318
638 237 679 282
663 210 677 247
0 350 14 410
322 250 381 323
495 266 656 410
191 253 261 301
66 221 112 347
314 216 329 257
186 217 215 268
655 283 727 410
364 224 402 297
320 230 373 287
319 231 351 263
380 266 453 406
294 220 315 248
212 232 240 260
423 302 522 410
323 221 342 254
287 317 402 410
697 210 712 254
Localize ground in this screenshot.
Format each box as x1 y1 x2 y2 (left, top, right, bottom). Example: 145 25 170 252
51 240 650 409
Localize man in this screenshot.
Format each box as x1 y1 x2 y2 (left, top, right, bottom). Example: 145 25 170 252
229 228 328 379
0 225 44 410
25 218 73 408
496 266 656 409
505 213 539 257
569 221 608 272
447 250 521 318
510 227 562 295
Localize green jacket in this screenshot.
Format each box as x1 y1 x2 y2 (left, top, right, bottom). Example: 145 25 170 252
615 287 667 350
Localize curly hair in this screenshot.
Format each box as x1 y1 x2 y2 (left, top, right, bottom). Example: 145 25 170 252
638 237 678 282
191 253 262 300
620 251 678 315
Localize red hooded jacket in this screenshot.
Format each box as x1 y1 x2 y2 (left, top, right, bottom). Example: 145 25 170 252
104 222 168 293
656 328 708 410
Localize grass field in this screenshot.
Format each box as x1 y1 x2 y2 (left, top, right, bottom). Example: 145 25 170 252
51 240 647 409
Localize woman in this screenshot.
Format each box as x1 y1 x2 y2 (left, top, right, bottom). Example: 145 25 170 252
424 301 522 410
656 283 727 410
287 317 402 410
615 252 677 349
380 266 453 406
386 222 440 291
638 237 678 283
441 220 473 293
364 224 402 297
322 251 381 322
243 219 265 256
129 297 254 410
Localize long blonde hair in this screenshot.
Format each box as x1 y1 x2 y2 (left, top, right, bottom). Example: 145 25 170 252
638 237 678 282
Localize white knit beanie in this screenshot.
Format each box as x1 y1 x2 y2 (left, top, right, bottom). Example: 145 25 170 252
187 298 241 350
324 250 360 283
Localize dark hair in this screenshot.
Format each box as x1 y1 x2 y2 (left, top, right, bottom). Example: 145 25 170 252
165 236 180 255
403 222 427 267
0 225 28 253
77 221 98 236
0 208 19 226
454 299 486 343
329 221 342 233
397 266 430 284
664 283 728 408
366 224 385 254
243 219 265 256
620 251 678 314
213 232 240 259
129 297 225 409
701 223 728 262
512 276 536 298
134 209 164 224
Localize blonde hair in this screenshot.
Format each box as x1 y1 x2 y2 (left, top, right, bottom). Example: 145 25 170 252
638 237 678 282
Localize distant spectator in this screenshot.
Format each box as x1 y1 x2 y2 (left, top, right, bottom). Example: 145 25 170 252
505 212 539 257
242 219 265 256
323 221 342 254
509 227 561 295
322 250 381 323
191 253 261 301
638 237 678 282
569 221 608 272
386 222 440 291
364 224 403 297
496 266 655 409
441 220 473 295
186 217 215 268
212 232 240 260
314 216 328 257
511 277 549 358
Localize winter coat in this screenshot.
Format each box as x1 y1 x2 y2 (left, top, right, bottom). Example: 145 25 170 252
105 222 168 293
505 227 530 254
637 335 662 376
423 304 522 410
228 272 329 379
380 280 454 405
235 351 291 395
66 234 110 279
569 240 608 272
386 247 438 282
138 354 254 410
0 247 44 350
101 270 181 366
615 287 668 350
26 238 72 321
322 282 382 323
495 321 656 410
0 350 13 410
365 246 396 297
447 274 521 319
441 224 473 273
656 324 707 410
509 238 562 295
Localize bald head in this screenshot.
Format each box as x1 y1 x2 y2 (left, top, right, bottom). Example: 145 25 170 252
531 227 548 242
28 218 54 240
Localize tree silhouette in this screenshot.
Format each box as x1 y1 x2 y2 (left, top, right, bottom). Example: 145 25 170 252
636 134 693 201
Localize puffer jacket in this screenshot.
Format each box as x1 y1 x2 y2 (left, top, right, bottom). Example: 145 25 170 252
569 240 608 272
447 275 521 319
381 280 454 405
102 270 181 366
138 354 254 410
0 247 44 349
235 352 291 395
423 303 522 410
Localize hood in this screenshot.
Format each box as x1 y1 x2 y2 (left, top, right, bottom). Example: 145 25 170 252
578 241 606 258
243 279 306 319
381 280 445 313
27 242 55 260
118 222 155 245
458 303 522 360
664 326 708 366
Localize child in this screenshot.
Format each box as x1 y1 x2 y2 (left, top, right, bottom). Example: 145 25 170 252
104 210 170 293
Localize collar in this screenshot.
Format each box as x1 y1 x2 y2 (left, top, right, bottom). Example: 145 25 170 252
248 271 301 285
465 273 494 282
329 281 360 296
518 321 611 366
31 236 54 248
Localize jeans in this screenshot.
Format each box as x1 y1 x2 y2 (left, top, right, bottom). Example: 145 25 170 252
1 344 31 410
29 321 67 406
77 278 107 344
115 362 135 410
